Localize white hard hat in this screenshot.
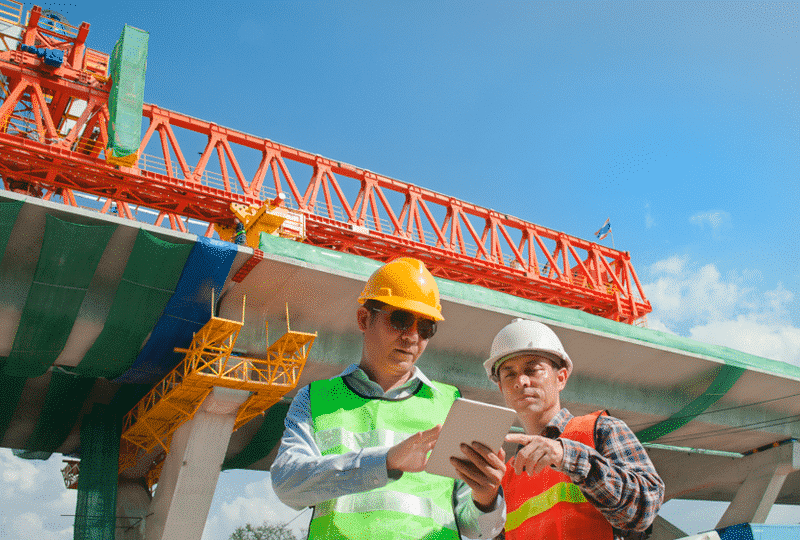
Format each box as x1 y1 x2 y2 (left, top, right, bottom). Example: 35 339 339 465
483 318 573 382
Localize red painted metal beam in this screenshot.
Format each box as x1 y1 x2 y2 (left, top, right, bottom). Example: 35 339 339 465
0 4 652 324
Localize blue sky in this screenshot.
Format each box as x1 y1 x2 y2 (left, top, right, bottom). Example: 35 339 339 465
1 1 798 538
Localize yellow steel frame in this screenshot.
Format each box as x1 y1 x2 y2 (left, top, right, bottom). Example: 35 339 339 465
119 308 316 483
215 201 306 249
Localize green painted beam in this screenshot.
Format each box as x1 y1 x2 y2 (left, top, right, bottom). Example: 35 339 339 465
635 365 746 443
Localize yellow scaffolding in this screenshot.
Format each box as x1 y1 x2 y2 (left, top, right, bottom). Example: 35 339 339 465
118 304 315 485
215 199 306 249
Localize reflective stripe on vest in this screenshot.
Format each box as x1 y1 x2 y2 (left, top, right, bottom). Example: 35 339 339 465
309 376 461 540
315 427 408 454
314 490 456 529
505 481 587 531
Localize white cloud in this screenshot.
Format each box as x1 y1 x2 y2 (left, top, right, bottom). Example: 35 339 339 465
690 210 730 230
0 451 77 537
641 316 675 335
0 449 41 497
644 261 745 327
643 256 800 366
10 512 72 540
690 318 800 366
650 254 687 275
1 452 310 540
202 472 310 540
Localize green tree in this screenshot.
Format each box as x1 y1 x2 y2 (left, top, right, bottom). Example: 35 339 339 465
228 521 303 540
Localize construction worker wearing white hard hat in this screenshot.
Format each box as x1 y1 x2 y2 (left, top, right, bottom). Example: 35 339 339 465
272 258 507 540
485 318 664 540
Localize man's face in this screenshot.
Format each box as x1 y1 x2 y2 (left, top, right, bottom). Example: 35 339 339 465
358 306 433 377
496 354 568 421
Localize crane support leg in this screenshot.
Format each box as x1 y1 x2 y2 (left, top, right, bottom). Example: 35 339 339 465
146 387 250 540
716 441 800 528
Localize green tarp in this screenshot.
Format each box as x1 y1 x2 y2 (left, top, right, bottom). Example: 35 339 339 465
0 375 27 438
0 199 23 260
0 200 26 437
23 371 96 454
108 24 148 160
75 229 192 378
0 214 116 377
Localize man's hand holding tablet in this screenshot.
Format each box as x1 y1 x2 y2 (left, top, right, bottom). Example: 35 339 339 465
424 398 516 509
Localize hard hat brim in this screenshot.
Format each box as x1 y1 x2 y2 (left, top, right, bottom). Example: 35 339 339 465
484 349 572 382
365 295 445 321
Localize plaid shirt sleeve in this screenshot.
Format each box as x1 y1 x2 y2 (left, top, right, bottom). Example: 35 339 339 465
558 413 665 532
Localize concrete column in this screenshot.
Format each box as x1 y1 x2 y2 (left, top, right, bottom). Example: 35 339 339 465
716 441 800 528
116 477 151 540
648 515 688 540
146 387 250 540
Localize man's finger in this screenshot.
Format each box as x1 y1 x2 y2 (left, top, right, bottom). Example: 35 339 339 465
465 442 505 469
450 456 488 487
416 425 442 445
515 446 544 476
505 433 533 445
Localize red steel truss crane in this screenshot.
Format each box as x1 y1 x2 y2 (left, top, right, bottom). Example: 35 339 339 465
0 2 652 324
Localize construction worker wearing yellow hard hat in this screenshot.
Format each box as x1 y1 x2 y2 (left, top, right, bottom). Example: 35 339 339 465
271 257 507 539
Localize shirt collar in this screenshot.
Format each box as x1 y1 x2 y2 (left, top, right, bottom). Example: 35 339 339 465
341 363 440 399
542 408 573 438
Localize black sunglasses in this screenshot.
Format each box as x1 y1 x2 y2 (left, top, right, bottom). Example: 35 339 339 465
369 307 438 340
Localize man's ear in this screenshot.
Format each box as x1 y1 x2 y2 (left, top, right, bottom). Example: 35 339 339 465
356 306 370 332
556 367 569 391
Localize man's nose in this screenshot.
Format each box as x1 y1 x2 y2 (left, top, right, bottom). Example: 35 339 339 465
399 319 420 339
514 374 531 388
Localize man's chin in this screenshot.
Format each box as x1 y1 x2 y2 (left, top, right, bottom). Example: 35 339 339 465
514 397 542 412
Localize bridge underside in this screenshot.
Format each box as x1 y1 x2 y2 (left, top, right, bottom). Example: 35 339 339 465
1 191 799 538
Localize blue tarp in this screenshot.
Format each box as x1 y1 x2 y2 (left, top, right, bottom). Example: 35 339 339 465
114 237 237 383
698 523 800 540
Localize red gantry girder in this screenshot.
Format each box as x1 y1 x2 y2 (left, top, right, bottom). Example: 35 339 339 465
0 2 652 324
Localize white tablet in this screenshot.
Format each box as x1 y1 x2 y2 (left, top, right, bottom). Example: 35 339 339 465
425 397 517 479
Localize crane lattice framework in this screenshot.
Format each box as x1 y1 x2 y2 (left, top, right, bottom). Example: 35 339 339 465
0 1 652 324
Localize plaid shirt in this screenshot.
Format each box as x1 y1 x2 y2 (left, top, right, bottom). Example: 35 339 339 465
545 408 664 535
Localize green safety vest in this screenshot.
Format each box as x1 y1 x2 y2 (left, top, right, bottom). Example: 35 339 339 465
308 375 462 540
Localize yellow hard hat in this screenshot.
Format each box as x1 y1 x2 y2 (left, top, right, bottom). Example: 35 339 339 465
358 257 444 321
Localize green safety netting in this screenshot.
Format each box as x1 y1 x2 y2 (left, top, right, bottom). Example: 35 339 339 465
22 371 96 454
108 24 148 160
0 215 116 377
222 401 290 471
74 404 121 540
0 375 26 437
75 229 193 378
0 199 23 258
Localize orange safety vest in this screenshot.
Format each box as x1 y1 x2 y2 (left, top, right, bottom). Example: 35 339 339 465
502 411 615 540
